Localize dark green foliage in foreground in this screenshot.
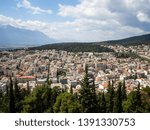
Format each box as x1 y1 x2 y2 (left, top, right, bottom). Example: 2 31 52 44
0 73 150 113
53 92 81 113
80 65 98 113
107 81 115 113
100 92 106 113
122 80 127 101
29 43 114 53
113 82 123 113
9 77 15 113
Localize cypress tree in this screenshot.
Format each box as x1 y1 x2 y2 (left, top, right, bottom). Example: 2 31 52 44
113 82 123 113
122 80 127 101
9 76 15 113
100 92 106 113
97 92 102 112
80 65 98 113
135 82 142 112
107 81 114 113
14 78 22 112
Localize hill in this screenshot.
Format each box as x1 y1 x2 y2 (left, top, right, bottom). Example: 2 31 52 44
29 34 150 52
29 42 114 53
100 34 150 46
0 25 55 48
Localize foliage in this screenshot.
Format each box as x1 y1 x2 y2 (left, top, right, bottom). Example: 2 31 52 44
29 43 114 53
80 65 98 113
113 82 123 113
53 92 81 113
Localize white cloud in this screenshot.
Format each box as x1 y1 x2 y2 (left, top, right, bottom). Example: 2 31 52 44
0 14 146 42
57 0 150 41
58 0 116 20
17 0 52 14
0 0 150 42
137 12 150 23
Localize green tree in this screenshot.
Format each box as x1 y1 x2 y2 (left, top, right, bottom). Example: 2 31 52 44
14 78 22 112
123 83 143 113
100 92 106 113
22 86 48 112
97 92 102 112
53 92 81 113
9 76 15 113
134 83 142 112
107 81 114 113
80 65 98 113
113 82 123 113
141 86 150 112
122 80 127 101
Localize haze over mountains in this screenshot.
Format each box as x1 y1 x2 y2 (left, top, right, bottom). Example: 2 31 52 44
0 25 55 48
0 24 150 49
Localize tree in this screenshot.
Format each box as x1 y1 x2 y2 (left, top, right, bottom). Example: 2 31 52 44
53 92 81 113
97 92 102 112
80 65 98 113
122 80 127 101
9 76 15 113
100 92 106 113
141 86 150 112
113 82 123 113
134 82 142 112
22 86 49 113
123 83 143 113
14 78 22 112
107 81 114 113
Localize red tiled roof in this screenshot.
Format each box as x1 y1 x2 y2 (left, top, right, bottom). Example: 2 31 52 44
19 76 35 79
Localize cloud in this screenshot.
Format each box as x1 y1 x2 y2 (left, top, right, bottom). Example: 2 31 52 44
137 12 150 23
17 0 52 14
0 14 146 42
57 0 150 41
0 0 150 42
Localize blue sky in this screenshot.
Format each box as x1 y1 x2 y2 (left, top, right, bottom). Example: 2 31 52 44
0 0 150 42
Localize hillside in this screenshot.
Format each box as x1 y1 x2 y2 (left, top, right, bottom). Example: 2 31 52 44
100 34 150 46
29 43 114 53
29 34 150 52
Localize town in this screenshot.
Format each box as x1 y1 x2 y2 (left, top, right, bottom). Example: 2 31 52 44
0 44 150 94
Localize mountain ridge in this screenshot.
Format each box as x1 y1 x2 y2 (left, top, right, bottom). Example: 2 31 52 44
0 25 55 48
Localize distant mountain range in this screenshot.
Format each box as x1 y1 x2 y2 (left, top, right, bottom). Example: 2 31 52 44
0 25 55 48
0 24 150 50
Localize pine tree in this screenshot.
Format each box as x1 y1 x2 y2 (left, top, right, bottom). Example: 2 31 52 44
122 80 127 101
9 76 15 113
100 92 106 113
14 78 22 112
135 82 142 112
97 92 102 112
107 81 114 113
80 65 98 113
113 82 123 113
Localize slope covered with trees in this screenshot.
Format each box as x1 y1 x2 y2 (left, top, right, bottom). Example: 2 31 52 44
29 43 114 53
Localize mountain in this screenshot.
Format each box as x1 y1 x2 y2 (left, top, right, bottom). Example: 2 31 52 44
0 25 55 48
100 34 150 46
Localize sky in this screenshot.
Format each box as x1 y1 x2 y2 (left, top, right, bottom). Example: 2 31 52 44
0 0 150 42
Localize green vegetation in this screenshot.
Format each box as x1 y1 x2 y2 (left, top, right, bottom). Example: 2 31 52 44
0 68 150 113
29 43 114 53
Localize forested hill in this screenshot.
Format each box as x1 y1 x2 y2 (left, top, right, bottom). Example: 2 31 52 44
28 34 150 52
100 34 150 46
29 43 114 53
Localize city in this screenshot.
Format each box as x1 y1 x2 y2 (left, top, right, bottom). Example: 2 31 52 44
0 44 150 94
